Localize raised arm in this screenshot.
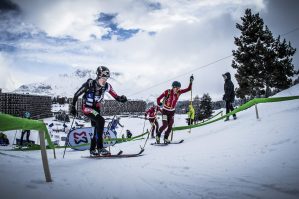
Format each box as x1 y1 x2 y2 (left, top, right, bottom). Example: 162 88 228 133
179 75 194 94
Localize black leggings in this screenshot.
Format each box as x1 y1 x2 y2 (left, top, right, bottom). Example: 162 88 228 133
20 130 30 146
86 113 105 150
226 101 236 118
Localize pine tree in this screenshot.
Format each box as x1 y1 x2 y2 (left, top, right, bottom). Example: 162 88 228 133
270 37 297 90
232 9 297 98
199 93 213 120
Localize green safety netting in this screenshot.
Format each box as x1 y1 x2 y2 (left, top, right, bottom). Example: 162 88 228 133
172 96 299 131
0 113 55 150
0 112 149 150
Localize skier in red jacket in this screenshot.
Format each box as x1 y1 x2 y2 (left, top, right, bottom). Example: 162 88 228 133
144 105 161 138
156 75 194 144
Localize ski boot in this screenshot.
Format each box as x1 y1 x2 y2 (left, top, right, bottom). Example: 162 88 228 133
156 136 160 144
98 148 111 156
164 138 171 144
90 149 98 156
233 115 237 120
224 117 229 122
151 134 155 139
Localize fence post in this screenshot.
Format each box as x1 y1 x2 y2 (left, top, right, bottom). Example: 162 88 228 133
39 131 52 182
255 104 259 120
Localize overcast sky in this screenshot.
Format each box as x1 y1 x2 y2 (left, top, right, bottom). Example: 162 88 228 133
0 0 298 101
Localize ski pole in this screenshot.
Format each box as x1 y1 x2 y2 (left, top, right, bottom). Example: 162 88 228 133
13 130 18 148
141 129 150 149
63 117 75 159
141 117 157 149
141 117 146 138
140 117 148 149
190 75 193 106
189 76 193 133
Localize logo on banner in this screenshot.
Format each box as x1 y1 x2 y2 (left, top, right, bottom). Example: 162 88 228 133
68 127 94 151
73 132 88 144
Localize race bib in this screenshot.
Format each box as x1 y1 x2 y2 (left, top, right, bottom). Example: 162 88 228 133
162 114 167 121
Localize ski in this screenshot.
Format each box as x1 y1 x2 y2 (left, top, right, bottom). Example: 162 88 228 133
150 139 184 146
81 148 144 159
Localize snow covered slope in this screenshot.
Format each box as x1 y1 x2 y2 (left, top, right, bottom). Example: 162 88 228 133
0 85 299 199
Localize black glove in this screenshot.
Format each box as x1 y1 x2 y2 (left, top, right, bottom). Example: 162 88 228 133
158 102 163 107
116 95 127 103
190 75 194 83
70 106 77 116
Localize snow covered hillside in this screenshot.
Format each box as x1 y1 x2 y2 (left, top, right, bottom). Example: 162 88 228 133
1 85 299 199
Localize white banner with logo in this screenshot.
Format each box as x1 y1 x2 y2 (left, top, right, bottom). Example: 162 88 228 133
68 127 117 151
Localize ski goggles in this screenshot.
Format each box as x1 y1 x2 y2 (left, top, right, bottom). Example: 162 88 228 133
99 76 109 80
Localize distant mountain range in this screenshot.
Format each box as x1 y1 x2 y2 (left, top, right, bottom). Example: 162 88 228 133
14 69 122 97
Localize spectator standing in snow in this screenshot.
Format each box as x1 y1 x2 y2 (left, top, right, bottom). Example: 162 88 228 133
20 112 31 147
126 129 132 138
187 104 195 125
222 72 237 121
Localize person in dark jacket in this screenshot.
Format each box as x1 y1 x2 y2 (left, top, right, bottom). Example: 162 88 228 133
20 112 31 146
70 66 127 156
126 129 132 138
222 72 237 121
0 132 10 146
